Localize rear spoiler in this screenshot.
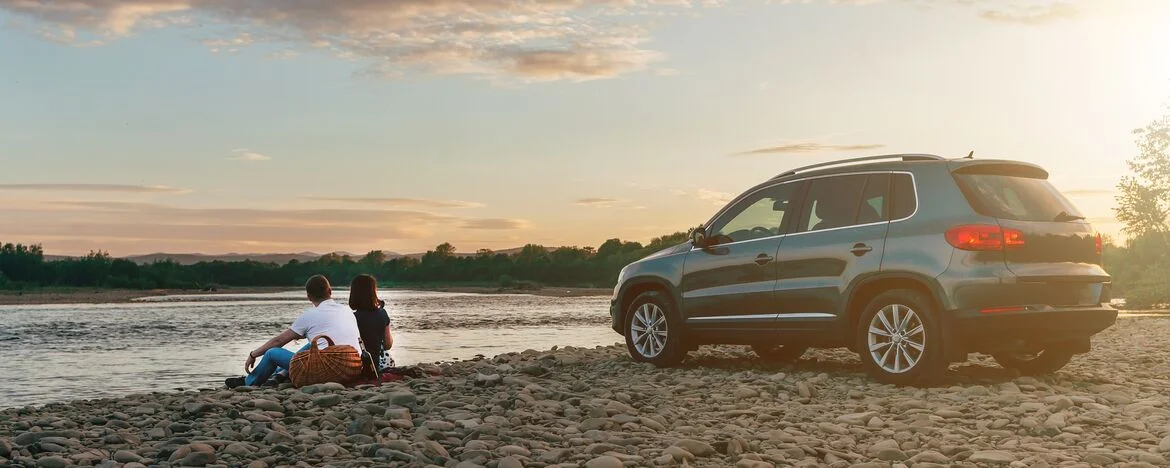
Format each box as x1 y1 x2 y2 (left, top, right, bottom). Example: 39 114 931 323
949 160 1049 179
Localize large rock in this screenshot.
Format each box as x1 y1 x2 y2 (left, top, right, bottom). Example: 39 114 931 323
736 459 774 468
179 451 216 467
673 439 716 457
584 456 624 468
113 450 143 463
37 456 70 468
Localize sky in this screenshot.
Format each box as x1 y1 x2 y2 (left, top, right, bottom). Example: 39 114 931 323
0 0 1168 256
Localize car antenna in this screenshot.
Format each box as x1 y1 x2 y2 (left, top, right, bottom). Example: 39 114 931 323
966 151 975 159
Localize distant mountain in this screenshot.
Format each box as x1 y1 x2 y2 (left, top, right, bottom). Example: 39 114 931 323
38 251 399 265
397 246 549 259
44 247 556 265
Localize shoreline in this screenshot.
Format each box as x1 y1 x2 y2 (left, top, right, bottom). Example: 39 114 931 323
0 285 612 305
2 317 1169 467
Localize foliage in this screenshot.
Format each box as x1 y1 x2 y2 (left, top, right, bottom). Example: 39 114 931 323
1112 101 1170 308
1116 109 1170 238
0 233 690 292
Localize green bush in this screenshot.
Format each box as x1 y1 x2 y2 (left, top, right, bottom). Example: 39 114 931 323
498 274 517 288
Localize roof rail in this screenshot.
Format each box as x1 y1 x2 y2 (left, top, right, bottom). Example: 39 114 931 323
771 153 944 179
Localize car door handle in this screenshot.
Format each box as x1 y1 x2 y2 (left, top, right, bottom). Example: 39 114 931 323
754 254 774 265
850 243 873 256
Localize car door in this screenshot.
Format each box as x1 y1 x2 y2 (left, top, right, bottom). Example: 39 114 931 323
773 173 892 340
681 181 801 336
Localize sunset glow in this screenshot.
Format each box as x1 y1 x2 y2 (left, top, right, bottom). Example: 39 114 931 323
1 0 1167 256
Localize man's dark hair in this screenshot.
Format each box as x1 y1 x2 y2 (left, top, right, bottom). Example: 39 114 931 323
305 275 332 302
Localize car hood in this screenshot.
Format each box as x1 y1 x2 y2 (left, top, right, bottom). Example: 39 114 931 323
639 242 691 261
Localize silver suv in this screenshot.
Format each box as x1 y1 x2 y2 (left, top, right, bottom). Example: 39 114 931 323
609 154 1116 385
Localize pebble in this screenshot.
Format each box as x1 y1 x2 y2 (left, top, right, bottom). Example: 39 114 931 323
312 394 342 407
969 451 1016 464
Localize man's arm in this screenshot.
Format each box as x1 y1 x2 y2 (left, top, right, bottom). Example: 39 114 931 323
251 329 302 357
244 329 303 372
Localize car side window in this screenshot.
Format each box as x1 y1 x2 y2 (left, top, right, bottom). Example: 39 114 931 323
890 173 917 220
708 183 798 244
857 173 891 224
797 174 869 233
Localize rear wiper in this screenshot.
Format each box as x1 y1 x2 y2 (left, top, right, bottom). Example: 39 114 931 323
1053 211 1086 222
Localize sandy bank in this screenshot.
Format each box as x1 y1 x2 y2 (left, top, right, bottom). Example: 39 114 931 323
4 317 1170 466
0 286 611 306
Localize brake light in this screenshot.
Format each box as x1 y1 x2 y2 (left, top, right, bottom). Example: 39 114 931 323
1095 233 1103 256
945 224 1025 251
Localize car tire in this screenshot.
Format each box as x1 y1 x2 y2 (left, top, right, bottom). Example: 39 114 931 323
992 349 1074 376
624 290 686 367
856 289 947 386
751 344 808 362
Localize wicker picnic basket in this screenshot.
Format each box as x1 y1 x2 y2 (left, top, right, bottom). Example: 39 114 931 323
289 335 363 388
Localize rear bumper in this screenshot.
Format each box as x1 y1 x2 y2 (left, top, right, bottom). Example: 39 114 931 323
950 304 1118 354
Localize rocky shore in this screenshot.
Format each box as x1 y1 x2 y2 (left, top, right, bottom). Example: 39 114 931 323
3 317 1170 468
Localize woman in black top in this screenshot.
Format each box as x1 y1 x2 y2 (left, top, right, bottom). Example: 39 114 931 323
348 274 395 371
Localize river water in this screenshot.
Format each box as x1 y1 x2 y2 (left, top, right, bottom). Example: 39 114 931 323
0 291 618 409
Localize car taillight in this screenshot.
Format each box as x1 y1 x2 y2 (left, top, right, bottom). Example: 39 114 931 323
945 224 1026 251
1095 233 1103 256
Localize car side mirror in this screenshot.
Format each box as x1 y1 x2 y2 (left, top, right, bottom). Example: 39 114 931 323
690 226 708 248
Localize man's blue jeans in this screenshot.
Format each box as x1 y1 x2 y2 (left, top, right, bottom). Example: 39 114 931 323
245 343 310 386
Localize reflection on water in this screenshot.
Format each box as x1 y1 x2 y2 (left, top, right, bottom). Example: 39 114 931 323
0 291 619 408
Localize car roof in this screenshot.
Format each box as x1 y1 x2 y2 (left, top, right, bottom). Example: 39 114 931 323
766 155 1046 184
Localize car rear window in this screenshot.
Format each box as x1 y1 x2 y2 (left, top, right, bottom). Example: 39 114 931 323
953 170 1082 222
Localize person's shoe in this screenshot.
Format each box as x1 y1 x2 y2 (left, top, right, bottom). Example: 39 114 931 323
272 374 290 385
224 377 246 389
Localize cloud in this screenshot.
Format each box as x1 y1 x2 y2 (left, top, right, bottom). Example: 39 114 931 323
672 188 735 206
305 197 484 209
1064 189 1114 197
460 219 532 230
229 149 271 161
0 183 188 194
1 198 531 253
0 0 716 82
0 0 1081 83
574 197 648 210
575 197 623 207
979 2 1079 25
736 142 887 156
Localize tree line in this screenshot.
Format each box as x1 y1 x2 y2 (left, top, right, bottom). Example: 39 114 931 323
0 233 691 292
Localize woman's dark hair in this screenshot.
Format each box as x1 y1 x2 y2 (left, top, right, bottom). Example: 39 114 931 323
348 274 380 310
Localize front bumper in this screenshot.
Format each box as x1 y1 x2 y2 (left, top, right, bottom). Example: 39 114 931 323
950 304 1118 354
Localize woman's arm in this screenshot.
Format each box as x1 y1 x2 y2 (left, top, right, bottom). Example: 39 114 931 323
383 325 394 350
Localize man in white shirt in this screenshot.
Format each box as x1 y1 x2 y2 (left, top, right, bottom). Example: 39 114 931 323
225 275 362 388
